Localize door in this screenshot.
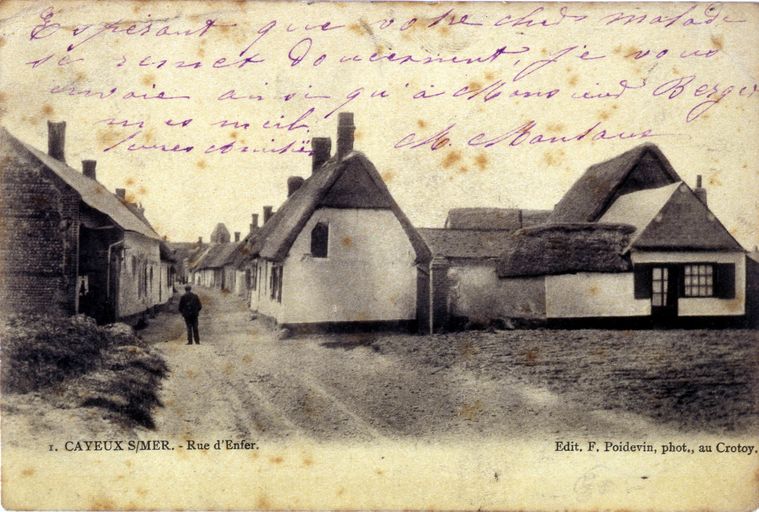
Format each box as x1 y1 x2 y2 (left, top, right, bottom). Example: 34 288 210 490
651 265 678 323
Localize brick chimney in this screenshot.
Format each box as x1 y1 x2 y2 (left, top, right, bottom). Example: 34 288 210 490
336 112 355 161
311 137 331 173
249 213 259 234
287 176 305 197
263 206 273 224
234 231 240 242
115 188 126 200
198 236 203 244
694 175 707 205
47 121 66 162
82 160 97 180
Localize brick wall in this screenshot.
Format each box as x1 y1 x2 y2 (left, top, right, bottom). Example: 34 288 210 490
0 147 80 315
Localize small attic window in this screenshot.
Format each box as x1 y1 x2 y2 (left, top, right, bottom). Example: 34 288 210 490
311 222 329 258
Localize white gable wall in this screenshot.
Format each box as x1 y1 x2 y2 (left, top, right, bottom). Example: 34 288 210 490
256 208 417 325
633 251 745 316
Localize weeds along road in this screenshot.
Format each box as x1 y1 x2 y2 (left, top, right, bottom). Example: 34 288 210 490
143 287 678 442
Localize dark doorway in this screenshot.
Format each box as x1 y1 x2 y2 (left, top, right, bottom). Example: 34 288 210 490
651 265 678 324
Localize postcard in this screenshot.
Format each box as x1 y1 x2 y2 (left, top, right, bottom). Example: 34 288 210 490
0 1 757 509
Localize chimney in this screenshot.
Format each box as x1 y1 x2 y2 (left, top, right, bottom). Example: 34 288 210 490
82 160 97 180
234 231 240 242
287 176 305 197
336 112 355 161
47 121 66 162
695 175 707 205
263 206 273 224
311 137 331 173
198 236 203 244
115 188 126 200
249 213 259 234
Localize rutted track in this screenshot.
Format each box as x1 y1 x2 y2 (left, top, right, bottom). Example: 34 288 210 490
144 288 697 441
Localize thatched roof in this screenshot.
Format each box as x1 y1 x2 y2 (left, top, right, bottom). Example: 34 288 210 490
1 127 159 239
445 208 551 230
497 223 636 278
250 152 430 263
549 143 680 223
158 241 177 263
418 228 516 260
229 232 253 267
194 242 242 270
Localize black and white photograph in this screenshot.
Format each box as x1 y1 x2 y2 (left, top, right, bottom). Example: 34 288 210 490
0 1 757 509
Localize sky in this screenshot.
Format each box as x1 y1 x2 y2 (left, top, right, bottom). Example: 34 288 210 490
1 1 757 248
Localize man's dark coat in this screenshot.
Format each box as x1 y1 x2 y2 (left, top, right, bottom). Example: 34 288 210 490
178 291 202 318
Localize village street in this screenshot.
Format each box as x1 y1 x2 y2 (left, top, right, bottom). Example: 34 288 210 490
140 287 688 442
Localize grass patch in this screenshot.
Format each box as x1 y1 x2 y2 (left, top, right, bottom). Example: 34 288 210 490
1 314 168 429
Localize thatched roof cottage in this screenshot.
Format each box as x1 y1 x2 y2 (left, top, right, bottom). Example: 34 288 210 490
424 143 749 331
244 112 430 332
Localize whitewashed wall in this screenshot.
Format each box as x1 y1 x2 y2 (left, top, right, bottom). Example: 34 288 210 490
117 231 161 317
253 259 283 321
546 272 650 318
158 261 173 305
254 208 417 325
632 251 745 316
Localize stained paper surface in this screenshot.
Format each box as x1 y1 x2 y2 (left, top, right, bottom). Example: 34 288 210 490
0 1 758 509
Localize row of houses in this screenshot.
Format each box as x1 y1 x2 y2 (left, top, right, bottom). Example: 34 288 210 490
3 115 756 331
0 122 176 324
189 112 757 332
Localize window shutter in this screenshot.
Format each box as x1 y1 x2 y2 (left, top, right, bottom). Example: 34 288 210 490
714 263 736 299
676 265 685 297
633 265 652 299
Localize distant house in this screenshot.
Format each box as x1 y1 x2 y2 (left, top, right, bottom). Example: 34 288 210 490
425 143 750 330
0 122 171 323
167 238 208 284
190 224 243 291
245 112 430 332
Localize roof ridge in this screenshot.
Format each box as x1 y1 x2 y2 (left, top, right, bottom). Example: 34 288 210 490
2 126 160 239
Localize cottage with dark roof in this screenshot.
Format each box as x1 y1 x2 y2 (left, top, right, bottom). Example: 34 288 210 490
244 113 430 331
425 143 749 330
190 224 243 291
0 122 172 323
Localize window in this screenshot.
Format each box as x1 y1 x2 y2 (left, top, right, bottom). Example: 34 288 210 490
651 267 668 306
684 264 713 297
310 223 329 258
270 265 283 303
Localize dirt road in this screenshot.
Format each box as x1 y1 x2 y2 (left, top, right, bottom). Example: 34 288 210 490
144 288 681 441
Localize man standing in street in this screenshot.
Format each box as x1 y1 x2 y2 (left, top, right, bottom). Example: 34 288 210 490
178 284 202 345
